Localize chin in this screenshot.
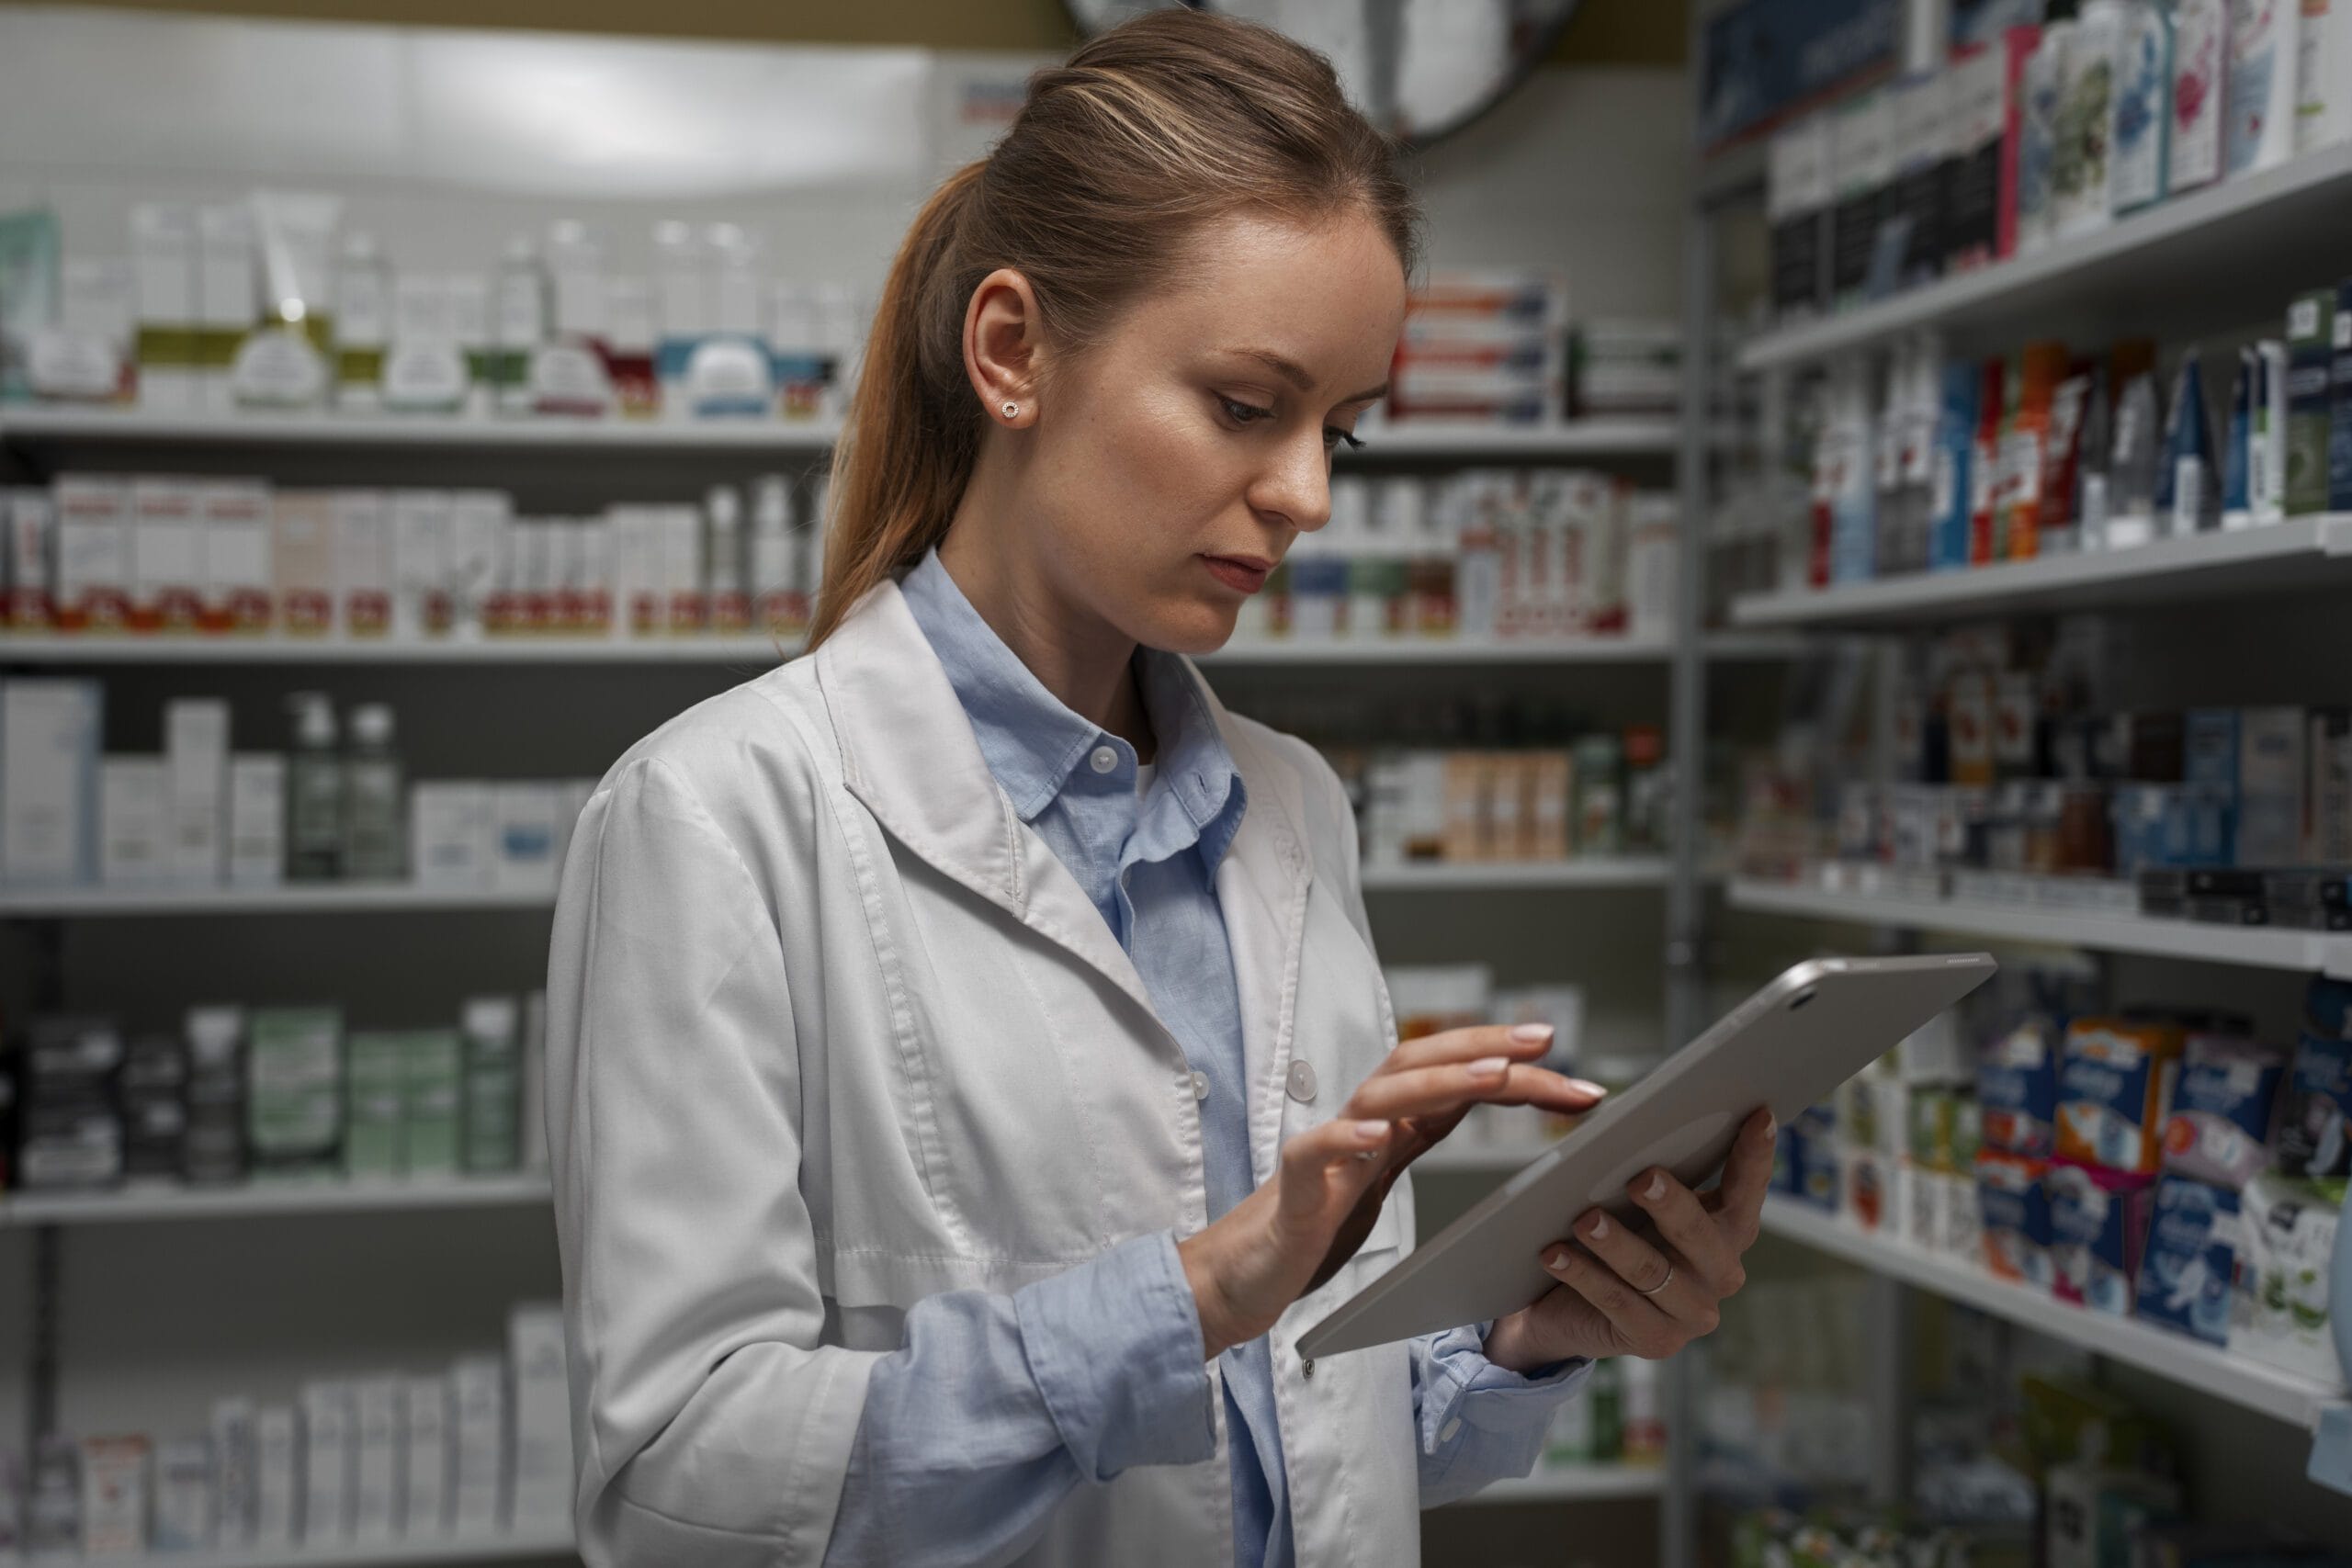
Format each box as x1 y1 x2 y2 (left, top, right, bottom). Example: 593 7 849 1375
1134 594 1242 659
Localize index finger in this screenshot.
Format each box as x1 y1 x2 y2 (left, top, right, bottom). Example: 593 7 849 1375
1713 1108 1777 1233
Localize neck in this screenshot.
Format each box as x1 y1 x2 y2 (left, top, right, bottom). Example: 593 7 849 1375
937 460 1152 753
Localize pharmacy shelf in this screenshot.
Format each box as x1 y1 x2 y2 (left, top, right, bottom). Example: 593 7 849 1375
1207 635 1679 665
1738 141 2352 371
66 1527 575 1568
3 1173 552 1227
1726 876 2352 978
0 405 839 452
0 884 552 917
1759 1199 2347 1430
1453 1464 1665 1506
1361 858 1671 892
1414 1140 1555 1174
1729 516 2352 629
1345 419 1683 458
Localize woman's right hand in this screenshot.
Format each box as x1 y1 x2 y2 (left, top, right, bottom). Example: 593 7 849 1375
1175 1023 1606 1359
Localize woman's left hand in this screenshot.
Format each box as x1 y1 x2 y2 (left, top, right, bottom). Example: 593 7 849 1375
1480 1107 1775 1373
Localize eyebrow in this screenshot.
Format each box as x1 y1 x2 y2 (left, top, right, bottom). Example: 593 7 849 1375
1233 348 1390 405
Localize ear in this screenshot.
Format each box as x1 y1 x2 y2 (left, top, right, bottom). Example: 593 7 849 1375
963 267 1044 429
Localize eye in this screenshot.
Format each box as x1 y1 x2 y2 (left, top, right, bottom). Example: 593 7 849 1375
1217 395 1273 426
1324 426 1365 452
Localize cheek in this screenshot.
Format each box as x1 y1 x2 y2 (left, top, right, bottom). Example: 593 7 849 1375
1038 383 1241 575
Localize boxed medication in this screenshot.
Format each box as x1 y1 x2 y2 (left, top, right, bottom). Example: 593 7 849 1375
271 491 336 636
350 1375 401 1543
252 1404 298 1548
1976 1147 2055 1289
492 783 562 895
412 782 494 889
462 997 521 1173
345 1032 407 1179
246 1006 343 1177
79 1435 149 1556
228 754 286 886
391 490 453 641
334 491 392 638
2047 1160 2154 1314
2133 1174 2240 1346
130 202 199 412
2228 1171 2346 1382
1 677 101 886
509 1303 572 1530
301 1381 353 1544
197 204 256 416
2168 0 2228 191
2054 1018 2185 1175
2278 975 2351 1179
210 1397 256 1550
152 1435 213 1551
100 757 168 886
199 480 273 634
52 475 131 633
1767 115 1831 321
6 486 56 628
130 476 203 633
2160 1033 2285 1187
449 1355 509 1534
165 696 230 886
1979 1018 2060 1156
403 1373 450 1538
402 1030 464 1177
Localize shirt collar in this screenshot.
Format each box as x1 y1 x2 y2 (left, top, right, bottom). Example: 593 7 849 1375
899 550 1245 851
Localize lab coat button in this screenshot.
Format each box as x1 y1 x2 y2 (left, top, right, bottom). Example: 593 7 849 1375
1089 745 1118 773
1439 1417 1462 1443
1286 1061 1317 1102
1190 1070 1210 1101
1301 1357 1315 1379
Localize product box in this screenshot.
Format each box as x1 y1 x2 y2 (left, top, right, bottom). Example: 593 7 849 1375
197 204 256 416
100 757 168 886
2288 288 2336 516
391 490 453 641
2107 2 2173 216
246 1006 343 1175
449 1355 509 1534
411 783 494 889
2134 1174 2241 1345
1842 1145 1892 1232
1888 70 1950 287
79 1436 149 1556
1978 1147 2055 1289
2055 1018 2186 1175
403 1374 450 1539
2236 705 2306 867
6 487 56 629
209 1397 256 1551
227 754 286 886
2169 0 2229 191
2047 1159 2155 1314
1980 1018 2061 1156
2296 0 2352 152
2228 1171 2346 1382
462 996 521 1173
300 1382 353 1544
1 676 101 886
2333 276 2352 513
2044 1463 2182 1568
130 476 203 633
252 1404 298 1549
130 202 200 412
492 783 561 896
1769 114 1833 320
1827 89 1895 305
51 475 132 634
345 1031 406 1179
334 490 392 638
197 479 273 635
662 504 706 634
151 1435 212 1551
1951 27 2039 265
447 491 507 639
2162 1033 2285 1187
402 1030 464 1177
2278 976 2351 1179
350 1376 401 1543
509 1303 572 1530
165 695 229 886
271 491 335 637
2015 24 2069 253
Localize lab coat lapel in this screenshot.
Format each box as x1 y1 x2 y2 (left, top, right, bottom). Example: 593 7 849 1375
813 581 1159 1021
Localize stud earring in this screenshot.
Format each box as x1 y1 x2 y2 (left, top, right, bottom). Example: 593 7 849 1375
1001 400 1020 419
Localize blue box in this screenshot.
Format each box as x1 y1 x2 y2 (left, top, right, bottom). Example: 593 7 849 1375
2163 1034 2285 1188
1980 1019 2060 1157
2134 1176 2241 1346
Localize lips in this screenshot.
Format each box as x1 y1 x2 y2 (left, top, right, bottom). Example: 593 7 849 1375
1201 554 1274 594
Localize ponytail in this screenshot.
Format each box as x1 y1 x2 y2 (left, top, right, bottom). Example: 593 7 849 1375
805 161 986 649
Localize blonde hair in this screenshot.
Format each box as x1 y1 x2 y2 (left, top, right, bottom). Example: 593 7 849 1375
806 7 1419 649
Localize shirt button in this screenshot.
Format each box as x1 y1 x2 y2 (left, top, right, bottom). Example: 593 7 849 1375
1286 1060 1317 1103
1190 1070 1210 1101
1089 745 1118 774
1439 1417 1462 1444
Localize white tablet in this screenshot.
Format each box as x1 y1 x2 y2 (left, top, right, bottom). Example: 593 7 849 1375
1295 952 1996 1359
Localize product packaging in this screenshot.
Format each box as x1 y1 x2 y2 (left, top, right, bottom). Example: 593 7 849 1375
2222 345 2256 526
2296 0 2352 152
2054 1017 2186 1175
1828 90 1895 305
1978 1146 2056 1288
402 1030 464 1177
2163 1033 2286 1187
1768 115 1832 319
165 696 229 886
129 475 202 634
194 204 255 415
449 1355 509 1534
2017 24 2073 253
227 754 286 886
2047 1158 2156 1313
198 479 273 634
345 1032 406 1179
509 1303 572 1529
2227 0 2301 173
391 491 453 640
2157 349 2220 535
2044 1462 2182 1568
27 1436 81 1558
270 491 334 636
2109 2 2174 214
252 1404 297 1548
6 487 55 629
100 758 168 886
2278 976 2351 1179
1950 29 2039 269
2134 1174 2242 1344
2287 288 2337 514
2236 705 2306 864
382 275 468 414
231 192 335 412
151 1435 212 1551
2333 276 2352 512
334 490 392 638
245 1006 343 1177
209 1398 256 1550
130 202 199 412
301 1381 353 1544
1982 1018 2063 1157
492 783 561 895
2052 4 2120 241
461 996 521 1173
52 475 131 634
184 1007 248 1187
2254 338 2290 522
1889 71 1950 288
79 1436 149 1556
330 231 390 412
351 1376 401 1543
404 1374 450 1539
2169 0 2230 189
1 676 101 886
411 782 494 888
2228 1170 2346 1382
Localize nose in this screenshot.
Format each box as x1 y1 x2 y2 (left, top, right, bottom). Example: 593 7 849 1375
1251 428 1334 534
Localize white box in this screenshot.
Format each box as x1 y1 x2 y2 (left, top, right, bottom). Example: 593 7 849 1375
228 754 287 886
52 474 133 633
608 505 658 637
391 491 452 641
448 491 508 639
6 487 56 627
2297 0 2352 152
165 696 231 886
130 476 203 632
80 1436 150 1556
300 1381 353 1545
411 782 494 888
662 504 705 631
131 202 199 412
152 1435 214 1551
508 1303 572 1529
199 480 274 634
2 677 101 886
334 491 392 638
198 204 257 416
492 783 562 896
272 491 337 637
449 1355 509 1535
402 1374 451 1539
254 1404 300 1548
100 757 169 886
350 1375 401 1544
210 1397 258 1550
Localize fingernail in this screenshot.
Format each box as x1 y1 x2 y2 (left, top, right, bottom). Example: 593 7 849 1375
1466 1055 1509 1080
1508 1022 1553 1044
1567 1078 1608 1098
1354 1120 1389 1142
1645 1173 1668 1201
1588 1213 1610 1239
1763 1111 1779 1139
1544 1247 1570 1270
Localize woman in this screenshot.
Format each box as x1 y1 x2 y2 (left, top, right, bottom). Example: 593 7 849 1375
544 12 1772 1567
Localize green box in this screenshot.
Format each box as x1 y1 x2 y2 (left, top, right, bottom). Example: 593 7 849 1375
246 1007 343 1172
461 997 520 1174
401 1030 463 1178
344 1031 407 1179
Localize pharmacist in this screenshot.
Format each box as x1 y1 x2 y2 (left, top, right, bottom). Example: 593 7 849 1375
543 13 1771 1568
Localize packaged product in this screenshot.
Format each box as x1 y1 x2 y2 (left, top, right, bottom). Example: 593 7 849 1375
2134 1174 2241 1345
2054 1017 2185 1174
2228 1170 2346 1382
2167 0 2229 191
2227 0 2300 174
1980 1018 2061 1156
2108 2 2173 215
2051 3 2120 241
1977 1147 2055 1289
2278 976 2352 1179
2044 1462 2181 1568
2047 1159 2155 1314
2160 1033 2285 1188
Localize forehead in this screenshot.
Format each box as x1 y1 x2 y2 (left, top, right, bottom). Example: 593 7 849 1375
1112 209 1408 391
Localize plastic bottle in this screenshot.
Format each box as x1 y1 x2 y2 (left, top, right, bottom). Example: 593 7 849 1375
706 484 750 635
748 474 800 637
331 231 392 412
286 693 344 883
342 703 404 882
1621 1356 1666 1464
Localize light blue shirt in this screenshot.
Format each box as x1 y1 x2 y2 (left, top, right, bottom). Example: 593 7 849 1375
820 552 1587 1568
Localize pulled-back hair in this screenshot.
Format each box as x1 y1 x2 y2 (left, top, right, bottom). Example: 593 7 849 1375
806 7 1419 648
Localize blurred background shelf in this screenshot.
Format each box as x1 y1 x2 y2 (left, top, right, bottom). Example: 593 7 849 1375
1362 859 1673 892
0 884 553 917
1455 1466 1666 1506
3 1174 552 1227
66 1529 577 1568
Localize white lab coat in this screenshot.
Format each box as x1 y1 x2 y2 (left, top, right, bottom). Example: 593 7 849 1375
544 579 1422 1568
